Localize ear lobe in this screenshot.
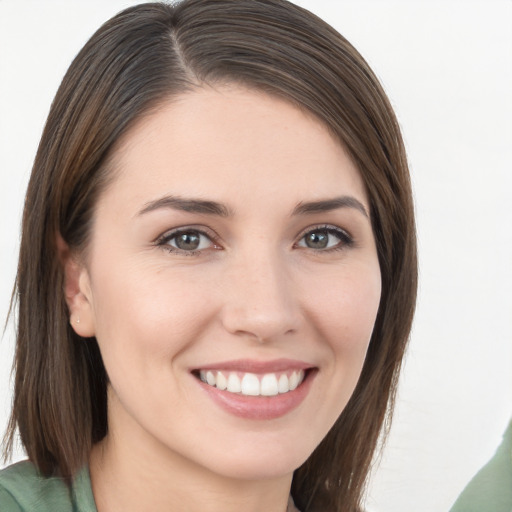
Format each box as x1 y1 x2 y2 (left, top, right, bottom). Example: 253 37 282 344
56 233 96 338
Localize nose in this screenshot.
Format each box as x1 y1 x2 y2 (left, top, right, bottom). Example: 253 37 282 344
219 249 301 343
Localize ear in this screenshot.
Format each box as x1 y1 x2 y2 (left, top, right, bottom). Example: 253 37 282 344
56 233 96 338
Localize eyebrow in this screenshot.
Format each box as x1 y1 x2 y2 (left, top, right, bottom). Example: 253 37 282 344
292 196 369 218
138 194 369 219
138 195 233 217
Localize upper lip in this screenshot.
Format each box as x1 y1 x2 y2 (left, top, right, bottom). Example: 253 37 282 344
191 358 314 374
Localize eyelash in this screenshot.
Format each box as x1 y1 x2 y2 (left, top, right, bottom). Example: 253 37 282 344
295 224 354 252
155 224 354 256
156 227 220 256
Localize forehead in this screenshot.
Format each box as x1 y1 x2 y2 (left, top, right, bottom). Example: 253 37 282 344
102 86 367 212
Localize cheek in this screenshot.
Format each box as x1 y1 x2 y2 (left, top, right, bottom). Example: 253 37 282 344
289 263 381 450
306 262 381 389
87 265 221 427
312 264 380 342
89 263 216 377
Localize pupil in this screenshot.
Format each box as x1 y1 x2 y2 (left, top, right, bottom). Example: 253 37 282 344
176 232 200 250
306 231 328 249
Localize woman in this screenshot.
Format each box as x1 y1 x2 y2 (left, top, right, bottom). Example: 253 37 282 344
0 1 416 511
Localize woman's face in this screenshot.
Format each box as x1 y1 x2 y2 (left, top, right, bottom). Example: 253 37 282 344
72 86 381 480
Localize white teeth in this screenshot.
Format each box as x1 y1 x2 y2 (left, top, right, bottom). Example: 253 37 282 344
278 374 289 393
289 371 299 391
227 373 242 393
216 371 227 390
260 373 279 396
198 369 305 396
241 373 260 396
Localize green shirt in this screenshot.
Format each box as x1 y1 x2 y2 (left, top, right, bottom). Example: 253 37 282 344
0 461 97 512
0 460 301 511
449 419 512 512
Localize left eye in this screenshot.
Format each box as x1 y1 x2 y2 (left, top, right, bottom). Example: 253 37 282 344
297 227 351 250
162 229 213 252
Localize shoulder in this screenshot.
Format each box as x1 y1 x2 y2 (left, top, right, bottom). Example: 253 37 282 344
449 419 512 511
0 460 73 512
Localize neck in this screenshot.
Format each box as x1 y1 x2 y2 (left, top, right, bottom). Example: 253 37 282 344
89 396 294 512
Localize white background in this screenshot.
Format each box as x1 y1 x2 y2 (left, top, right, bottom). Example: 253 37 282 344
1 1 511 511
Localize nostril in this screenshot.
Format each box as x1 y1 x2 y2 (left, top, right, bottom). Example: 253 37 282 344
220 306 301 343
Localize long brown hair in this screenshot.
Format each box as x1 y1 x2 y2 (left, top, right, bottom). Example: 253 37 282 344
4 1 417 510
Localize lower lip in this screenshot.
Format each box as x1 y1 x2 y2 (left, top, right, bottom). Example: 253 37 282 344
195 370 316 420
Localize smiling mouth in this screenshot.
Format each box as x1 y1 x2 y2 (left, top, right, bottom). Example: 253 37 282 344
191 362 316 419
195 369 307 397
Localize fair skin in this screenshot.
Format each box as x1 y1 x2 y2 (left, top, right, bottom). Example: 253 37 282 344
64 86 381 512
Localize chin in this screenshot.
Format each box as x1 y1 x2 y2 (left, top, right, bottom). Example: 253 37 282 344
205 452 306 482
186 430 316 481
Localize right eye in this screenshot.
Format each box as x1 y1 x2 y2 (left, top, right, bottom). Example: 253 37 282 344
158 228 218 254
